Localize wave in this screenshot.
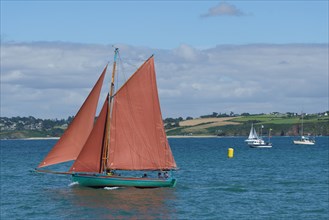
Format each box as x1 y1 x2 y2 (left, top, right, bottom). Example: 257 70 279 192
104 187 121 190
68 182 79 187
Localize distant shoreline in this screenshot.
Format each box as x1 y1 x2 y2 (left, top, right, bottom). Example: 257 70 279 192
2 136 220 140
1 137 60 140
1 135 327 141
167 135 219 138
24 137 60 140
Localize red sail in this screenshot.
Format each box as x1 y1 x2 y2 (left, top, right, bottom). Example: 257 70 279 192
38 66 107 168
69 96 108 173
108 57 177 170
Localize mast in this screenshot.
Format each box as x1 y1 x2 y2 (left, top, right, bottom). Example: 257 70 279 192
301 112 304 137
101 48 119 173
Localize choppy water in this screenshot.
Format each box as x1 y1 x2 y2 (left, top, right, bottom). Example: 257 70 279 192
1 137 328 219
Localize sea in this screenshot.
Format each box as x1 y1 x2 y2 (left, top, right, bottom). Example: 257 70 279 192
1 137 328 219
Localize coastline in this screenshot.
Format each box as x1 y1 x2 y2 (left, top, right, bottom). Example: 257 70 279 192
2 136 220 140
167 135 218 138
1 137 60 141
24 137 60 140
1 135 326 141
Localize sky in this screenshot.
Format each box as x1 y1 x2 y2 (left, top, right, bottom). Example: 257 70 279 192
1 1 328 119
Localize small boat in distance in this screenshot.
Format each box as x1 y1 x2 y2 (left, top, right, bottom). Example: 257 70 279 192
245 124 272 148
36 48 177 188
293 136 315 145
293 112 315 145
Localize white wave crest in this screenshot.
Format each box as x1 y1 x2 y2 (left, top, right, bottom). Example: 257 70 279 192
104 187 120 190
68 181 79 187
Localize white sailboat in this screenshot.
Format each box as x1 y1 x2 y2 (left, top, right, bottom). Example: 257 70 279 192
293 113 315 145
245 124 272 148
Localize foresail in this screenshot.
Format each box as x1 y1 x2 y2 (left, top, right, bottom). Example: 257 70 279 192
69 96 108 173
108 56 177 170
248 125 255 139
248 124 259 139
253 127 259 139
248 127 253 139
38 66 107 168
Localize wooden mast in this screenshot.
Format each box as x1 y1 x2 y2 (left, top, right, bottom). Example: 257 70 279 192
101 48 119 173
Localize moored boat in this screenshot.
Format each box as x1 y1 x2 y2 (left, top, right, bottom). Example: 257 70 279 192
245 124 272 148
293 136 315 145
293 112 315 145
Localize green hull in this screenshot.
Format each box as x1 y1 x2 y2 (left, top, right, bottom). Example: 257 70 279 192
72 173 177 188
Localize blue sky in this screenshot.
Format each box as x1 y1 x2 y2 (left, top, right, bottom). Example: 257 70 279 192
1 1 328 119
2 1 328 48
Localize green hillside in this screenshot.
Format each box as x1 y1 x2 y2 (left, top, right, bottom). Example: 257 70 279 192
1 113 328 139
167 114 329 137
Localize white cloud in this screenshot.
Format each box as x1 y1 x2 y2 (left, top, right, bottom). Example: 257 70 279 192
173 44 207 62
2 70 24 82
201 2 247 17
1 42 328 119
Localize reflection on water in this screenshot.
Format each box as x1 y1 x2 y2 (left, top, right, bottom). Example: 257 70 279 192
59 185 177 219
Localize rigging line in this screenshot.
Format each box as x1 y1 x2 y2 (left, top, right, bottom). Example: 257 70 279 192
112 55 154 97
120 55 147 70
117 52 128 84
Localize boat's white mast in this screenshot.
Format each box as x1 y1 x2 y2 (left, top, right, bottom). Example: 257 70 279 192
301 112 304 137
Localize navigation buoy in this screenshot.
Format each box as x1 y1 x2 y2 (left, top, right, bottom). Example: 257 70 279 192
228 148 234 158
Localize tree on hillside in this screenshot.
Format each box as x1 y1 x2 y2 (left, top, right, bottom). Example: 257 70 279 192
200 112 218 118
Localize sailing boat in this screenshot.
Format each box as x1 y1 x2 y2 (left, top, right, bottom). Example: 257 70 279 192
36 48 177 188
293 112 315 145
245 124 272 148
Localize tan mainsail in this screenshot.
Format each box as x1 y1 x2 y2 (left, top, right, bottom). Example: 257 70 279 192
108 56 176 170
38 66 107 168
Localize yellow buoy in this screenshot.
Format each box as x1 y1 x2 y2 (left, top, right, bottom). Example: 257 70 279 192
228 148 234 158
